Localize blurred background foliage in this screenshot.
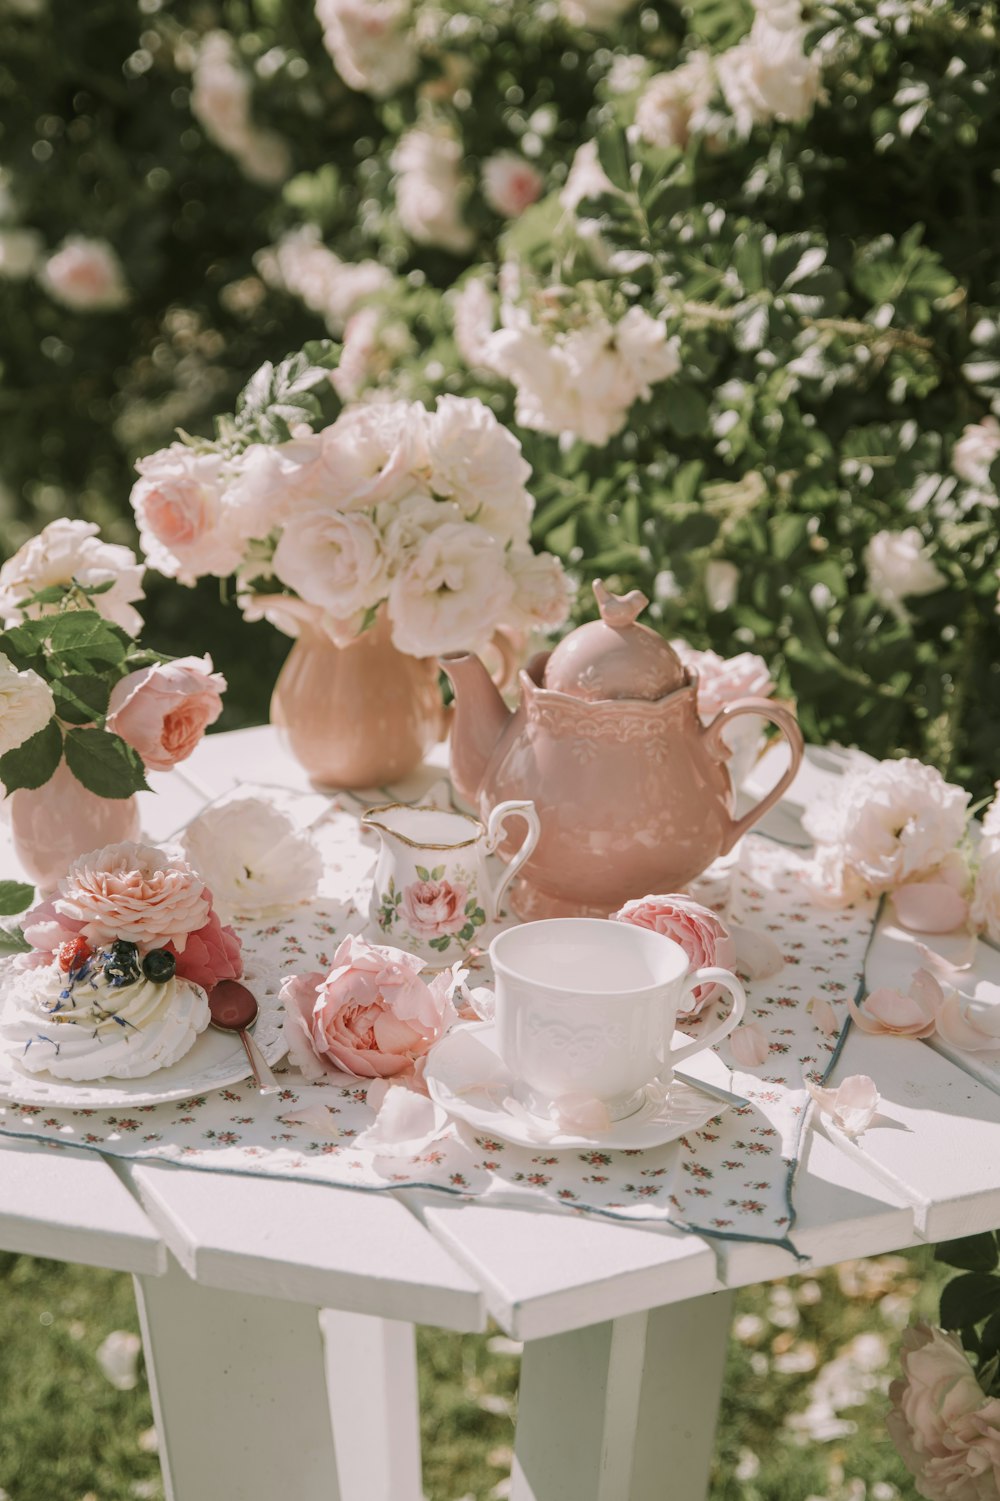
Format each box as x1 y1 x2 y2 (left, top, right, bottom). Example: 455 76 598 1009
1 0 998 792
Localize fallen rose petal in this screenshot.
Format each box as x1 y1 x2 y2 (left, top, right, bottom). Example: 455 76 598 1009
280 1097 344 1133
807 1074 880 1138
848 970 942 1038
807 995 839 1037
730 1022 770 1067
351 1079 450 1155
893 882 970 935
935 988 1000 1053
915 937 977 976
731 924 785 979
550 1094 612 1135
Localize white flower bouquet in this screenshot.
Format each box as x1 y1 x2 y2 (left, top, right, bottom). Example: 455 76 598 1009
131 345 572 661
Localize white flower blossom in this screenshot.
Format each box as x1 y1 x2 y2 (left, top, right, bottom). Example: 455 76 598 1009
717 18 821 135
392 123 474 255
863 528 946 618
191 31 291 187
634 54 716 150
0 518 145 635
952 417 1000 489
181 797 323 916
315 0 418 99
256 226 392 335
0 653 55 758
39 236 129 311
481 153 544 218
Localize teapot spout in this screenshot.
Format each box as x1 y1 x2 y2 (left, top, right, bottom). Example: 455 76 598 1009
439 651 512 807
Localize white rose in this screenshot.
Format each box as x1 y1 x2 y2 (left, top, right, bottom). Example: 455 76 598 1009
972 847 1000 944
982 783 1000 844
392 123 474 255
387 522 515 657
704 559 740 612
952 417 1000 489
256 226 392 335
481 153 544 218
225 432 330 534
377 491 463 565
0 518 145 635
717 19 820 135
505 547 573 632
452 277 497 368
560 140 615 214
272 509 388 638
425 395 533 545
318 400 427 509
131 444 244 585
614 307 681 397
315 0 418 98
191 32 290 187
181 797 323 917
635 55 716 151
38 236 129 311
0 654 55 758
803 758 970 899
560 0 637 26
0 227 42 279
863 528 946 618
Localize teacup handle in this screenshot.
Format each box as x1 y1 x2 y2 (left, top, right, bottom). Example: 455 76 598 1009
485 800 541 922
669 967 746 1068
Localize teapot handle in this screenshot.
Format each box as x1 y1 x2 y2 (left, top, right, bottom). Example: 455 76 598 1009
701 697 804 854
485 800 541 922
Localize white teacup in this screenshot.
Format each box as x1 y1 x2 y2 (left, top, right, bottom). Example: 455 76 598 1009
488 918 746 1122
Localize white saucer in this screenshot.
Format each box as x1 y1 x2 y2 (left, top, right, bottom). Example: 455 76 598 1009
424 1022 740 1150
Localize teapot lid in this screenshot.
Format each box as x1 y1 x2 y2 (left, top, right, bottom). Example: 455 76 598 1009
542 580 688 701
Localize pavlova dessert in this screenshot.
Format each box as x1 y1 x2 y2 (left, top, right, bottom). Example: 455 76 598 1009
1 841 242 1080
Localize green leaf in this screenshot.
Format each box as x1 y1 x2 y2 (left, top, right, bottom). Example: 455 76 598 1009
46 612 127 669
0 719 62 792
596 128 630 193
465 898 478 915
415 865 431 881
0 880 34 916
428 934 451 952
51 674 112 726
936 1234 999 1274
940 1272 1000 1333
431 866 445 880
64 728 148 798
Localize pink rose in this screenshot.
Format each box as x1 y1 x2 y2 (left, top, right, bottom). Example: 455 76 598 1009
670 641 773 723
612 893 735 1016
107 656 226 772
888 1323 1000 1501
21 894 83 957
280 933 458 1083
400 878 468 938
53 842 211 952
167 907 243 991
131 444 243 585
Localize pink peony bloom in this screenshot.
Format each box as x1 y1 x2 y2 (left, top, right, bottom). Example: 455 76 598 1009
888 1323 1000 1501
167 907 242 991
107 655 225 772
400 878 468 938
849 968 943 1038
612 892 735 1017
53 842 210 952
280 934 459 1083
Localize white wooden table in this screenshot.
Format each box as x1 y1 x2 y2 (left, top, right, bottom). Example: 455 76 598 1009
3 727 1000 1501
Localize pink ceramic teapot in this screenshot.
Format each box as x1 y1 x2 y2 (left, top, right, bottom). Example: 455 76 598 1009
441 581 804 919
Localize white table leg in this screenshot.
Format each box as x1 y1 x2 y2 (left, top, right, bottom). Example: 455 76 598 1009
511 1289 735 1501
321 1309 425 1501
134 1254 343 1501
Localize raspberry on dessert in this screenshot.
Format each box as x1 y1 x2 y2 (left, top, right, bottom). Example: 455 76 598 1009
58 937 93 973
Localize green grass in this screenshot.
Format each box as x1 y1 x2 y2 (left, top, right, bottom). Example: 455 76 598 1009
0 1247 949 1501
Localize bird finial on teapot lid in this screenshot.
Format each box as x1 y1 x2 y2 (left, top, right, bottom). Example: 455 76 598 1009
542 579 688 702
592 579 649 630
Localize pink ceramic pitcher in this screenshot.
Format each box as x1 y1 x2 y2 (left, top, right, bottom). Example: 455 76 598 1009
441 581 804 919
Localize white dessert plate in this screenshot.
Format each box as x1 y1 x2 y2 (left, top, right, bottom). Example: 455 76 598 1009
0 957 287 1109
424 1021 741 1150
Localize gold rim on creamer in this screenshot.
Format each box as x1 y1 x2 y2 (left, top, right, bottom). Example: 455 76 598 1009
360 802 483 851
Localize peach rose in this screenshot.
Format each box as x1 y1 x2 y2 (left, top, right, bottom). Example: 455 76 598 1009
612 893 736 1017
400 878 468 938
167 908 242 992
888 1323 1000 1501
131 444 243 585
107 656 226 772
54 842 211 952
280 934 459 1082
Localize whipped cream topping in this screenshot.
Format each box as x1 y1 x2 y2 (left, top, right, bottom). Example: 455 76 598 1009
0 954 210 1080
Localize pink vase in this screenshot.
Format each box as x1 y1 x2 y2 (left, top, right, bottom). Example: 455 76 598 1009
9 759 142 891
270 612 447 788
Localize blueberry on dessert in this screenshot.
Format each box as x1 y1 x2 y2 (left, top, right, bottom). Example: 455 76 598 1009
142 949 176 983
102 940 142 988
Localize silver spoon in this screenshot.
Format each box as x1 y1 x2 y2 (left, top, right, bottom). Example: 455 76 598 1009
208 980 280 1096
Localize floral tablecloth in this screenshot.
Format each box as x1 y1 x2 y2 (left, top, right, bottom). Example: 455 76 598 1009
0 787 877 1251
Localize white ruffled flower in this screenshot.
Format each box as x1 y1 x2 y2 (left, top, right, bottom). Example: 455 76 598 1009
131 444 246 586
717 17 820 135
634 54 716 150
505 547 573 632
315 0 418 98
392 122 474 255
560 140 615 214
318 401 428 510
952 417 1000 489
0 653 55 758
378 491 463 565
181 797 323 917
332 307 414 401
256 225 392 335
39 236 129 311
191 31 290 187
387 522 514 657
272 509 389 641
0 227 42 279
803 757 971 904
452 277 496 367
863 528 946 618
481 153 544 218
224 431 331 533
425 395 533 545
0 518 145 635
